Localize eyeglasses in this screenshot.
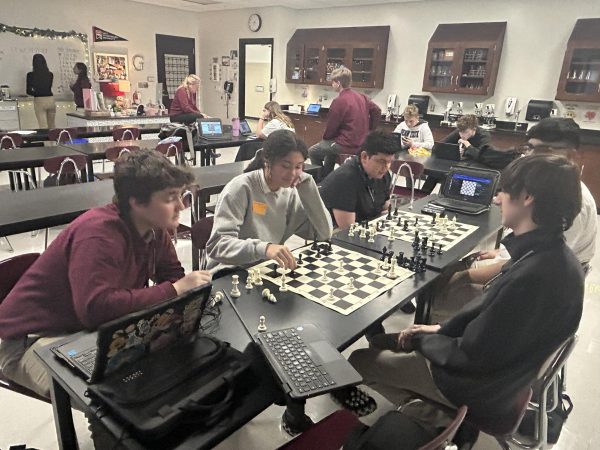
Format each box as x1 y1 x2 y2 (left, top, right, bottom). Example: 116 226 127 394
516 143 573 155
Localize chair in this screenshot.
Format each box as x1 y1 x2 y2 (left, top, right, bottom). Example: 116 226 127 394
112 127 140 141
171 188 196 243
95 145 140 180
234 140 263 162
0 253 50 403
276 406 468 450
48 127 79 144
390 159 428 200
155 141 183 165
191 216 214 270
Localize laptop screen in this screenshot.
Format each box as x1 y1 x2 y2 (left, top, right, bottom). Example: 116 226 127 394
199 120 223 136
306 103 321 114
239 120 251 134
445 171 496 205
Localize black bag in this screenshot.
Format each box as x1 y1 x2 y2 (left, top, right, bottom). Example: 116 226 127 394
517 376 573 444
87 335 251 441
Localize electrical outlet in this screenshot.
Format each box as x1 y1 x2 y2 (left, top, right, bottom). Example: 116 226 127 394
430 104 435 112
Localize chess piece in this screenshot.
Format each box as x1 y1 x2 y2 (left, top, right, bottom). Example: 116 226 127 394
245 277 253 290
316 247 322 258
382 246 388 255
327 240 333 252
320 269 328 283
437 244 443 255
421 236 428 251
337 260 345 273
254 269 263 286
311 240 319 250
375 262 384 274
451 216 457 229
368 227 375 243
429 245 436 257
348 224 355 237
268 293 278 303
326 288 336 302
230 275 241 298
396 216 403 227
258 316 267 332
213 291 224 304
280 271 288 291
414 217 419 226
393 206 399 217
388 226 396 241
359 226 367 239
403 220 409 231
386 205 392 220
298 253 303 265
348 277 356 290
387 260 398 279
262 288 271 298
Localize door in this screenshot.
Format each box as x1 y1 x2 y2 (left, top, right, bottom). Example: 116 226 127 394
239 38 273 119
155 34 196 109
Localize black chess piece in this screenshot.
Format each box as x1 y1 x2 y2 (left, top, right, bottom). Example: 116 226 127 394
393 206 399 216
431 215 436 225
403 220 409 231
316 247 321 258
414 217 419 226
386 205 392 220
387 252 394 264
311 240 319 250
298 253 303 265
327 240 333 252
396 217 402 227
429 246 436 257
437 244 443 255
420 259 427 273
421 237 428 250
380 253 387 262
382 246 388 255
440 211 447 219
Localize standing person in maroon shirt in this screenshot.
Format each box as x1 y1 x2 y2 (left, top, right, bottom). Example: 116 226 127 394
0 150 211 398
309 67 381 181
169 74 209 124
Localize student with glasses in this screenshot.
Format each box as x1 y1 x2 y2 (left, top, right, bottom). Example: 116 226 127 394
206 130 332 274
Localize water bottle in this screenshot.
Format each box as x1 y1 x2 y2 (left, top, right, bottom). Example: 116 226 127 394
232 117 240 136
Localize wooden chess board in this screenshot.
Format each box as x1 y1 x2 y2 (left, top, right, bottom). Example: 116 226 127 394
249 243 413 315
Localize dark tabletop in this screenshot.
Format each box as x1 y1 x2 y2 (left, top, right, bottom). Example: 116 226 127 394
332 195 502 272
6 124 162 144
62 139 161 159
194 135 258 150
397 152 489 178
0 145 86 171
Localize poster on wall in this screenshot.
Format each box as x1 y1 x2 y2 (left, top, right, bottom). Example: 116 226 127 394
94 53 128 81
93 26 127 42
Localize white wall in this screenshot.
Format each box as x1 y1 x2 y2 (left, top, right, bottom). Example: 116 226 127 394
195 0 600 130
1 0 201 108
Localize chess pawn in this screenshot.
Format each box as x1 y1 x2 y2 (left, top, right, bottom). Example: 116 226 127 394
268 293 278 303
337 260 345 274
451 216 457 229
279 271 288 292
348 223 355 237
245 277 253 290
359 225 367 239
387 260 398 279
261 288 271 298
368 227 376 243
326 287 336 302
375 262 384 274
388 227 396 241
257 315 267 332
230 275 241 298
320 269 328 283
254 269 263 286
347 277 356 290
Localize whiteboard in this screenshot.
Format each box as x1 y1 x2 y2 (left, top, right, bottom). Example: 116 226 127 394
0 31 89 100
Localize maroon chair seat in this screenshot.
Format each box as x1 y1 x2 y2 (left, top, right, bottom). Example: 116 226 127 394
0 133 24 149
95 145 140 180
156 141 183 165
43 155 88 182
0 253 50 403
112 127 140 141
48 127 79 143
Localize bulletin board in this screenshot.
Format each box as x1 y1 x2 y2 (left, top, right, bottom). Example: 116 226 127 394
0 24 89 100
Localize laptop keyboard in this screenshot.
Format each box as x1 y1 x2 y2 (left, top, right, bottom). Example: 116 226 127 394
262 328 336 394
437 198 481 210
73 348 97 374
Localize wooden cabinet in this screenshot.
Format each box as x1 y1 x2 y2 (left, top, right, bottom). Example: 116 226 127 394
286 27 389 88
422 22 506 96
289 114 326 147
556 19 600 103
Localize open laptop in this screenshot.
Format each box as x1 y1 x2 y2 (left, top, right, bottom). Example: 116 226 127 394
222 289 362 400
305 103 321 115
431 166 500 215
239 119 257 139
432 142 462 161
52 284 212 383
197 118 229 141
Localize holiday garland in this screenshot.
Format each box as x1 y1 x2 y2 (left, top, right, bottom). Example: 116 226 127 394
0 23 87 43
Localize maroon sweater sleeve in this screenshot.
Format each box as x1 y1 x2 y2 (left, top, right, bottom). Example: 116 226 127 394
68 236 178 329
323 96 345 140
171 87 199 115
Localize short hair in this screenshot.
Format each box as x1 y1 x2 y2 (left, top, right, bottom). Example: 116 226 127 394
403 105 420 119
500 154 581 232
113 149 194 215
245 129 308 172
181 74 200 89
331 67 352 88
362 130 398 157
456 114 479 132
526 117 580 150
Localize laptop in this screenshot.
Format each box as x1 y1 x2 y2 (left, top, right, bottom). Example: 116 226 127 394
432 142 462 161
305 103 321 115
222 289 362 400
197 118 229 141
52 284 212 383
431 166 500 215
239 119 257 139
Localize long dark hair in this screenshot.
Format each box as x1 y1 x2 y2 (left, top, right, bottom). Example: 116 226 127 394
245 129 308 173
32 54 50 74
75 62 90 82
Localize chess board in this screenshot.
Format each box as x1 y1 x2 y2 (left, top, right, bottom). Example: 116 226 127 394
249 243 414 315
365 210 479 252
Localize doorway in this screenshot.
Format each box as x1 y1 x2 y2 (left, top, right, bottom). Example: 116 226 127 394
156 34 196 109
239 39 273 119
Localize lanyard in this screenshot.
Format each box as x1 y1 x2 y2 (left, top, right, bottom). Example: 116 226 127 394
483 250 534 291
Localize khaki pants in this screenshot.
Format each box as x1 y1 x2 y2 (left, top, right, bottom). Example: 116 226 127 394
0 335 65 398
33 96 56 129
349 347 454 410
430 282 483 324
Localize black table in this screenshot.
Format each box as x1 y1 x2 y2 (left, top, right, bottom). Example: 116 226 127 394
397 152 489 179
61 139 161 180
332 195 502 272
6 124 163 145
193 135 257 166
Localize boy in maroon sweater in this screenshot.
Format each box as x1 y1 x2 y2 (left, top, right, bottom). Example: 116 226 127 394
309 67 381 181
0 150 211 398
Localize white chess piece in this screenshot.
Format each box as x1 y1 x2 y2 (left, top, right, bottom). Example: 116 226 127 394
388 226 396 241
212 291 224 305
375 262 384 274
320 269 328 283
268 293 277 303
347 277 356 290
245 277 253 290
337 260 344 273
262 288 271 298
359 226 367 239
326 287 336 302
368 227 376 243
257 315 267 332
230 275 241 298
254 269 263 286
451 216 457 229
348 223 355 237
279 271 288 292
387 260 398 279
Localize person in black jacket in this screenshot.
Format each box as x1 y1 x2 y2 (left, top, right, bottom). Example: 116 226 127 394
340 154 584 433
421 114 495 193
27 53 56 129
70 62 92 109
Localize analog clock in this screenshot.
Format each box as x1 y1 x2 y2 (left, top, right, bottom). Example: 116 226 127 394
248 14 262 32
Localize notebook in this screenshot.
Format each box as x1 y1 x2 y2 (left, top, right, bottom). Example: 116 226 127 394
222 289 362 400
305 103 322 115
197 118 229 140
432 142 462 161
52 284 212 383
431 166 500 215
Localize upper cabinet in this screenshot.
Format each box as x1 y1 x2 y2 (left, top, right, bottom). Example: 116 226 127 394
556 18 600 103
285 27 390 88
422 22 506 96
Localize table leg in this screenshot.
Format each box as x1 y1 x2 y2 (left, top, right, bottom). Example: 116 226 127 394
415 285 435 325
282 396 313 434
49 377 79 450
86 159 94 182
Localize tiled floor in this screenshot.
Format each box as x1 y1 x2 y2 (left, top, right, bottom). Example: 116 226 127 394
1 149 599 449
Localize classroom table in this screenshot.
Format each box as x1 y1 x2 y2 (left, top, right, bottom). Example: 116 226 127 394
193 134 258 166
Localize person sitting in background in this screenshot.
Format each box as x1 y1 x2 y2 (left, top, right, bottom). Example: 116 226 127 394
421 114 493 193
169 74 209 123
206 130 332 274
319 130 395 229
394 105 434 151
309 67 381 181
70 62 92 109
0 150 211 399
235 101 295 162
337 154 584 443
430 117 596 323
